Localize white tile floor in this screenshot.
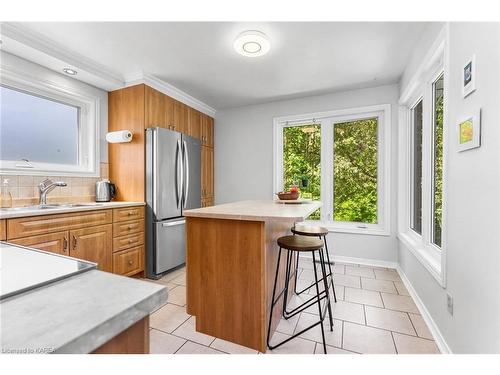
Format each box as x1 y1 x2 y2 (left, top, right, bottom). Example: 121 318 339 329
146 259 440 354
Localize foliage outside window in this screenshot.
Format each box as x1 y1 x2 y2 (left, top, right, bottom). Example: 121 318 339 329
411 100 423 235
432 74 444 247
283 124 321 219
333 118 378 224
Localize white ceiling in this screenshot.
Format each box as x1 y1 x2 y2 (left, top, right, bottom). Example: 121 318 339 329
5 22 429 109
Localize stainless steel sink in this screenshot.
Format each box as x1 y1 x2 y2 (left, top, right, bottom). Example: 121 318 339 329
0 203 104 211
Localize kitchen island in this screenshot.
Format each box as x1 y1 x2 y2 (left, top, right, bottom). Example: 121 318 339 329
0 242 167 354
184 200 321 352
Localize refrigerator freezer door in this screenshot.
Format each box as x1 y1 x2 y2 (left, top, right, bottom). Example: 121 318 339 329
181 134 201 211
149 128 183 220
155 218 186 274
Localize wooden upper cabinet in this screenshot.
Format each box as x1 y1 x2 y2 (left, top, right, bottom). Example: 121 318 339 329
145 85 174 129
9 231 69 256
173 100 188 134
70 224 113 272
201 146 214 199
187 107 202 140
201 114 214 147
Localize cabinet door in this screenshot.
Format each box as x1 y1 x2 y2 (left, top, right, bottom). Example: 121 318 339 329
9 231 69 256
145 86 173 129
201 114 214 147
0 219 5 241
201 146 214 199
70 224 112 272
173 100 188 134
187 107 202 140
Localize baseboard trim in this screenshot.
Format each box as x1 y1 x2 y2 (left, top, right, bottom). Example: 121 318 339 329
299 252 452 353
396 265 452 354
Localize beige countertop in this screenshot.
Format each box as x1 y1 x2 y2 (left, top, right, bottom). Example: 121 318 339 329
0 201 145 220
184 200 321 222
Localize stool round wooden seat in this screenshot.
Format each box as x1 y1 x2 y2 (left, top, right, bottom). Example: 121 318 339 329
277 235 323 252
291 224 337 304
291 224 328 237
267 234 334 354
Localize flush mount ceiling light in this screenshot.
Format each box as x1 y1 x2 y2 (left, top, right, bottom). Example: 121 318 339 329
233 30 270 57
62 68 78 76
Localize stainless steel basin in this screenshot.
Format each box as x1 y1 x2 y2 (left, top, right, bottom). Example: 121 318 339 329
0 203 104 211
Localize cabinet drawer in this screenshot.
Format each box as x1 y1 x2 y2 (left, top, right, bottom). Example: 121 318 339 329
8 231 69 256
113 206 144 222
113 245 144 276
0 219 5 241
113 232 145 252
7 210 113 240
113 219 144 237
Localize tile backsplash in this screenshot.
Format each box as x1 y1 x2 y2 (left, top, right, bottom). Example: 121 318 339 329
0 162 109 207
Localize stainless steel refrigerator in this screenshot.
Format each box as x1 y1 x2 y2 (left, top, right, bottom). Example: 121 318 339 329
145 127 201 279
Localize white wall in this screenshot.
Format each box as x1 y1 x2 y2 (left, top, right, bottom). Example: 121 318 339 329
215 84 400 263
1 51 109 162
398 23 500 353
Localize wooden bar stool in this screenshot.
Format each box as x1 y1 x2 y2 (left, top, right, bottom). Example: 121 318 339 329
292 224 337 303
267 235 334 354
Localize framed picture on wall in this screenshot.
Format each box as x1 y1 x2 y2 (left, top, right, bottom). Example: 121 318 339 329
458 110 481 152
462 55 476 98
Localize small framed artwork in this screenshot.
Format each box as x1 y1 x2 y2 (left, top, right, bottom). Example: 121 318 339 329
463 55 476 98
458 110 481 152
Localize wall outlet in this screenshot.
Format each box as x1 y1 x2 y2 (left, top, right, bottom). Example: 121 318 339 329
446 293 453 315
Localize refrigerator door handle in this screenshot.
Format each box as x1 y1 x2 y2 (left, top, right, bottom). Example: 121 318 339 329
176 139 183 209
182 140 189 208
161 219 186 227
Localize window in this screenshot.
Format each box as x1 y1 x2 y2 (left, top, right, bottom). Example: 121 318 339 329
333 118 378 224
275 104 391 235
410 100 423 235
0 71 99 176
282 123 321 219
1 86 80 165
431 74 444 247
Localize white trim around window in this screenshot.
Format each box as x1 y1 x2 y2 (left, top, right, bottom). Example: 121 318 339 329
273 104 391 236
397 25 448 287
0 64 100 177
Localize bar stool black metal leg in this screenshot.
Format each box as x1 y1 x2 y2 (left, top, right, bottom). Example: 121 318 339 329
312 250 327 354
319 248 334 331
267 247 282 349
282 249 293 317
322 235 337 303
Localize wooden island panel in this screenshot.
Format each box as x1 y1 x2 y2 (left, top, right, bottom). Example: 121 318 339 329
186 216 297 352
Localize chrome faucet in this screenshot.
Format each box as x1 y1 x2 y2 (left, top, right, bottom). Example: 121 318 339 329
39 179 67 205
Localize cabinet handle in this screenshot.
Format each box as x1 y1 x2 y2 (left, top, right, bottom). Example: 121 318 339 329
128 239 133 244
128 260 133 266
128 225 133 230
63 237 68 252
72 235 77 250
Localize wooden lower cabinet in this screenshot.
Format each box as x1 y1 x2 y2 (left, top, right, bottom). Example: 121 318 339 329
113 245 144 276
0 219 6 241
9 231 69 256
70 225 113 272
92 316 149 354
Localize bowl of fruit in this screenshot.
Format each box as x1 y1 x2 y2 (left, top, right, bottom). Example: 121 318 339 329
276 186 300 201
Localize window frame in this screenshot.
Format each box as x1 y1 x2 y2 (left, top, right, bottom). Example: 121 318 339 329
409 95 424 236
0 67 100 177
397 30 448 287
273 104 391 236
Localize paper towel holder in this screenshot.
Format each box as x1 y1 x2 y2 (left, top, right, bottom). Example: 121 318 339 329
106 130 133 143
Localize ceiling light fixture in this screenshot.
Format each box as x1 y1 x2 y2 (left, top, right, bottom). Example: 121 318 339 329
63 68 78 76
234 30 270 57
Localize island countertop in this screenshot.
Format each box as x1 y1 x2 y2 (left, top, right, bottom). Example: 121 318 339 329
0 243 167 354
184 200 321 222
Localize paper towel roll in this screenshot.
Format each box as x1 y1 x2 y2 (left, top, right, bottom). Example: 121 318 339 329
106 130 133 143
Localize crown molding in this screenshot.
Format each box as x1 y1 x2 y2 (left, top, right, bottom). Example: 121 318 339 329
124 71 216 117
0 22 124 90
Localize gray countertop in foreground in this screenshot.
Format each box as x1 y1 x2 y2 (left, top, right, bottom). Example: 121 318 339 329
184 199 322 222
0 269 167 354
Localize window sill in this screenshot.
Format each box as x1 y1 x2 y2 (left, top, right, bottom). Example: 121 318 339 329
398 231 444 287
304 220 391 237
